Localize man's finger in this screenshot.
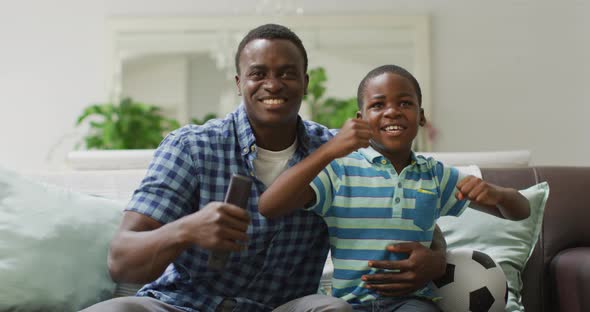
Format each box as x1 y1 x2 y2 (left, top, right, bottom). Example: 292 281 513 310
221 204 251 222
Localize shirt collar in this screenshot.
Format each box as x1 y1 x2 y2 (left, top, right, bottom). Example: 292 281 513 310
233 103 313 157
358 146 427 166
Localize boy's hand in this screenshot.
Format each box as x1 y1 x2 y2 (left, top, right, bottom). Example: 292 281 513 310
327 118 371 159
455 175 504 206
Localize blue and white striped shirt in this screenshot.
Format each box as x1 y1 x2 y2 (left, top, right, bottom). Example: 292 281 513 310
126 104 335 312
309 146 469 303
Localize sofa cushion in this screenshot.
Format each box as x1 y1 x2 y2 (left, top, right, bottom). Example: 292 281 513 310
0 167 124 311
437 182 549 311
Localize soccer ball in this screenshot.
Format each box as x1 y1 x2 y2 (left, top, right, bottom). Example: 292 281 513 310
432 248 508 312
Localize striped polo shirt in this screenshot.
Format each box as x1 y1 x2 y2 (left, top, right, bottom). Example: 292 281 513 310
308 146 469 303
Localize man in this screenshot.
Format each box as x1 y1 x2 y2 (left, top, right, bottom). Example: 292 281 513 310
82 24 447 312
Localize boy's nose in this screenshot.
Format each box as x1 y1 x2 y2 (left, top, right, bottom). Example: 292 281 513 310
383 105 401 118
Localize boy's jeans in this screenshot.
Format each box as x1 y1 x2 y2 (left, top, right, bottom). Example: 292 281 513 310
352 297 440 312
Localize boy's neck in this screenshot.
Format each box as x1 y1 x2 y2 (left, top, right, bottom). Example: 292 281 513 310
371 143 413 174
388 153 413 175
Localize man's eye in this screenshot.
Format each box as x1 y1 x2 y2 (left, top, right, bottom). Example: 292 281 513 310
400 101 414 107
370 102 384 109
250 71 264 79
281 71 297 79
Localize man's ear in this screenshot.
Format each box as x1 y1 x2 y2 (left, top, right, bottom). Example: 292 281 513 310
356 110 362 119
419 108 426 126
235 75 242 96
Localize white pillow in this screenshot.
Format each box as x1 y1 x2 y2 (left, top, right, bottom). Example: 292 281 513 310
437 182 549 311
0 167 124 311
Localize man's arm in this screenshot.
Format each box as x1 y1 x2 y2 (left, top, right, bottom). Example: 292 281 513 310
108 202 250 283
360 225 447 296
259 118 371 218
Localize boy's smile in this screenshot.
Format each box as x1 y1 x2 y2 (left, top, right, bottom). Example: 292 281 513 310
358 72 425 166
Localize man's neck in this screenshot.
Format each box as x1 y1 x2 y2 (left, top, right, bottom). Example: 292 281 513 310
252 124 298 151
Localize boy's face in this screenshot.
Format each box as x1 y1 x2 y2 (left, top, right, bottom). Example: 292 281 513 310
357 73 425 158
235 39 308 130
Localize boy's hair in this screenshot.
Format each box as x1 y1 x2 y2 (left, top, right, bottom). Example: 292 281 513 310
234 24 308 75
356 64 422 109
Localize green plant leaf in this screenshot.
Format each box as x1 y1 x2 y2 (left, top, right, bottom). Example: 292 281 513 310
75 97 182 150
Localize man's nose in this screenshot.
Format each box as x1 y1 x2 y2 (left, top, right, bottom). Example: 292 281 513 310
263 76 283 93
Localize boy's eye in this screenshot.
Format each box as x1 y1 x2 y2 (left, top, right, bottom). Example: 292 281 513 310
400 101 414 107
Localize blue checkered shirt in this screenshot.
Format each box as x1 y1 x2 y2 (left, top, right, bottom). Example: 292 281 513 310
126 104 336 312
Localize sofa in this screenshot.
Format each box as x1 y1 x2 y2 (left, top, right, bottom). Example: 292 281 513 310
480 166 590 312
1 150 588 312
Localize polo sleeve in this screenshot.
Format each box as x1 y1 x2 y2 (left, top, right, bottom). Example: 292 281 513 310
306 160 342 217
125 131 198 224
436 161 470 217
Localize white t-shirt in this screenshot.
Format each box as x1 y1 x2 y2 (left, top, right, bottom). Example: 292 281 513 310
253 138 298 187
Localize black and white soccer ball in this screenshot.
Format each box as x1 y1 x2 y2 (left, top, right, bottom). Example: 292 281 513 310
432 248 508 312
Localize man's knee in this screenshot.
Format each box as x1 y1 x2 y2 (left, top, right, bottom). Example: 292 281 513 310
310 295 352 312
80 296 173 312
273 294 352 312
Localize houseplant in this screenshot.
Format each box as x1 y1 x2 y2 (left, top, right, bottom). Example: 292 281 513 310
304 67 358 129
76 97 180 150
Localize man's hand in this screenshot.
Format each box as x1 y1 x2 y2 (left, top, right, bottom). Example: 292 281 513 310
179 201 250 252
361 242 446 296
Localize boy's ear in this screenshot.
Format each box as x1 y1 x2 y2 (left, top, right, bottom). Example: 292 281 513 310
356 111 362 119
419 108 426 126
304 73 309 95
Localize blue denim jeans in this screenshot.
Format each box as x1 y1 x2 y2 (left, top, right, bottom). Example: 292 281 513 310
351 297 440 312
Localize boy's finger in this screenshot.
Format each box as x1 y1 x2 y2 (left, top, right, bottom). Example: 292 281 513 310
455 191 464 201
457 177 479 195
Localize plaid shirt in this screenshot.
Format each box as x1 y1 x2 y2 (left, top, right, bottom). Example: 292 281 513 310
126 104 335 312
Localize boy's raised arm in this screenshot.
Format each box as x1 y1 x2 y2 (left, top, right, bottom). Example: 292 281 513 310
455 176 530 220
259 119 372 218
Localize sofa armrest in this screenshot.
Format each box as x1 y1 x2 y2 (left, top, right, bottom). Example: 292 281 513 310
550 247 590 312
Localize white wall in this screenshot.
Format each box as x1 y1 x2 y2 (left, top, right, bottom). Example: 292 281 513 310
0 0 588 171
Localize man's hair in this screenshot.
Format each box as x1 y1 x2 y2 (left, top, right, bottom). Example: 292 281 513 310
356 64 422 109
234 23 308 75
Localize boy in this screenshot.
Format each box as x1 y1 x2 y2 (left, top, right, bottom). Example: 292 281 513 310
259 64 530 311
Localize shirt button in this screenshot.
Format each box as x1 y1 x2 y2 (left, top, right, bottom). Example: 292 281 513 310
250 171 255 177
381 159 387 165
395 197 401 203
243 147 248 153
251 145 256 151
398 182 402 188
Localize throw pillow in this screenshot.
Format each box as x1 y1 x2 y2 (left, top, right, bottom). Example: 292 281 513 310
437 182 549 312
0 167 124 311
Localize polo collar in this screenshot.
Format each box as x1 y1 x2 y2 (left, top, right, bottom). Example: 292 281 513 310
358 146 427 166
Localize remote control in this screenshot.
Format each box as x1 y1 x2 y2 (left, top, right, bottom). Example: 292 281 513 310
207 174 252 270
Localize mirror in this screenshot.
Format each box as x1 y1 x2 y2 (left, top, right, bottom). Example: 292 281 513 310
107 15 432 149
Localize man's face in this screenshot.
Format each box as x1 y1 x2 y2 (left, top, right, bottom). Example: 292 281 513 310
358 73 425 157
235 39 308 130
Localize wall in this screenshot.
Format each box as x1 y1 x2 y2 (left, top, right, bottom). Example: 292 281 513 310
0 0 588 171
